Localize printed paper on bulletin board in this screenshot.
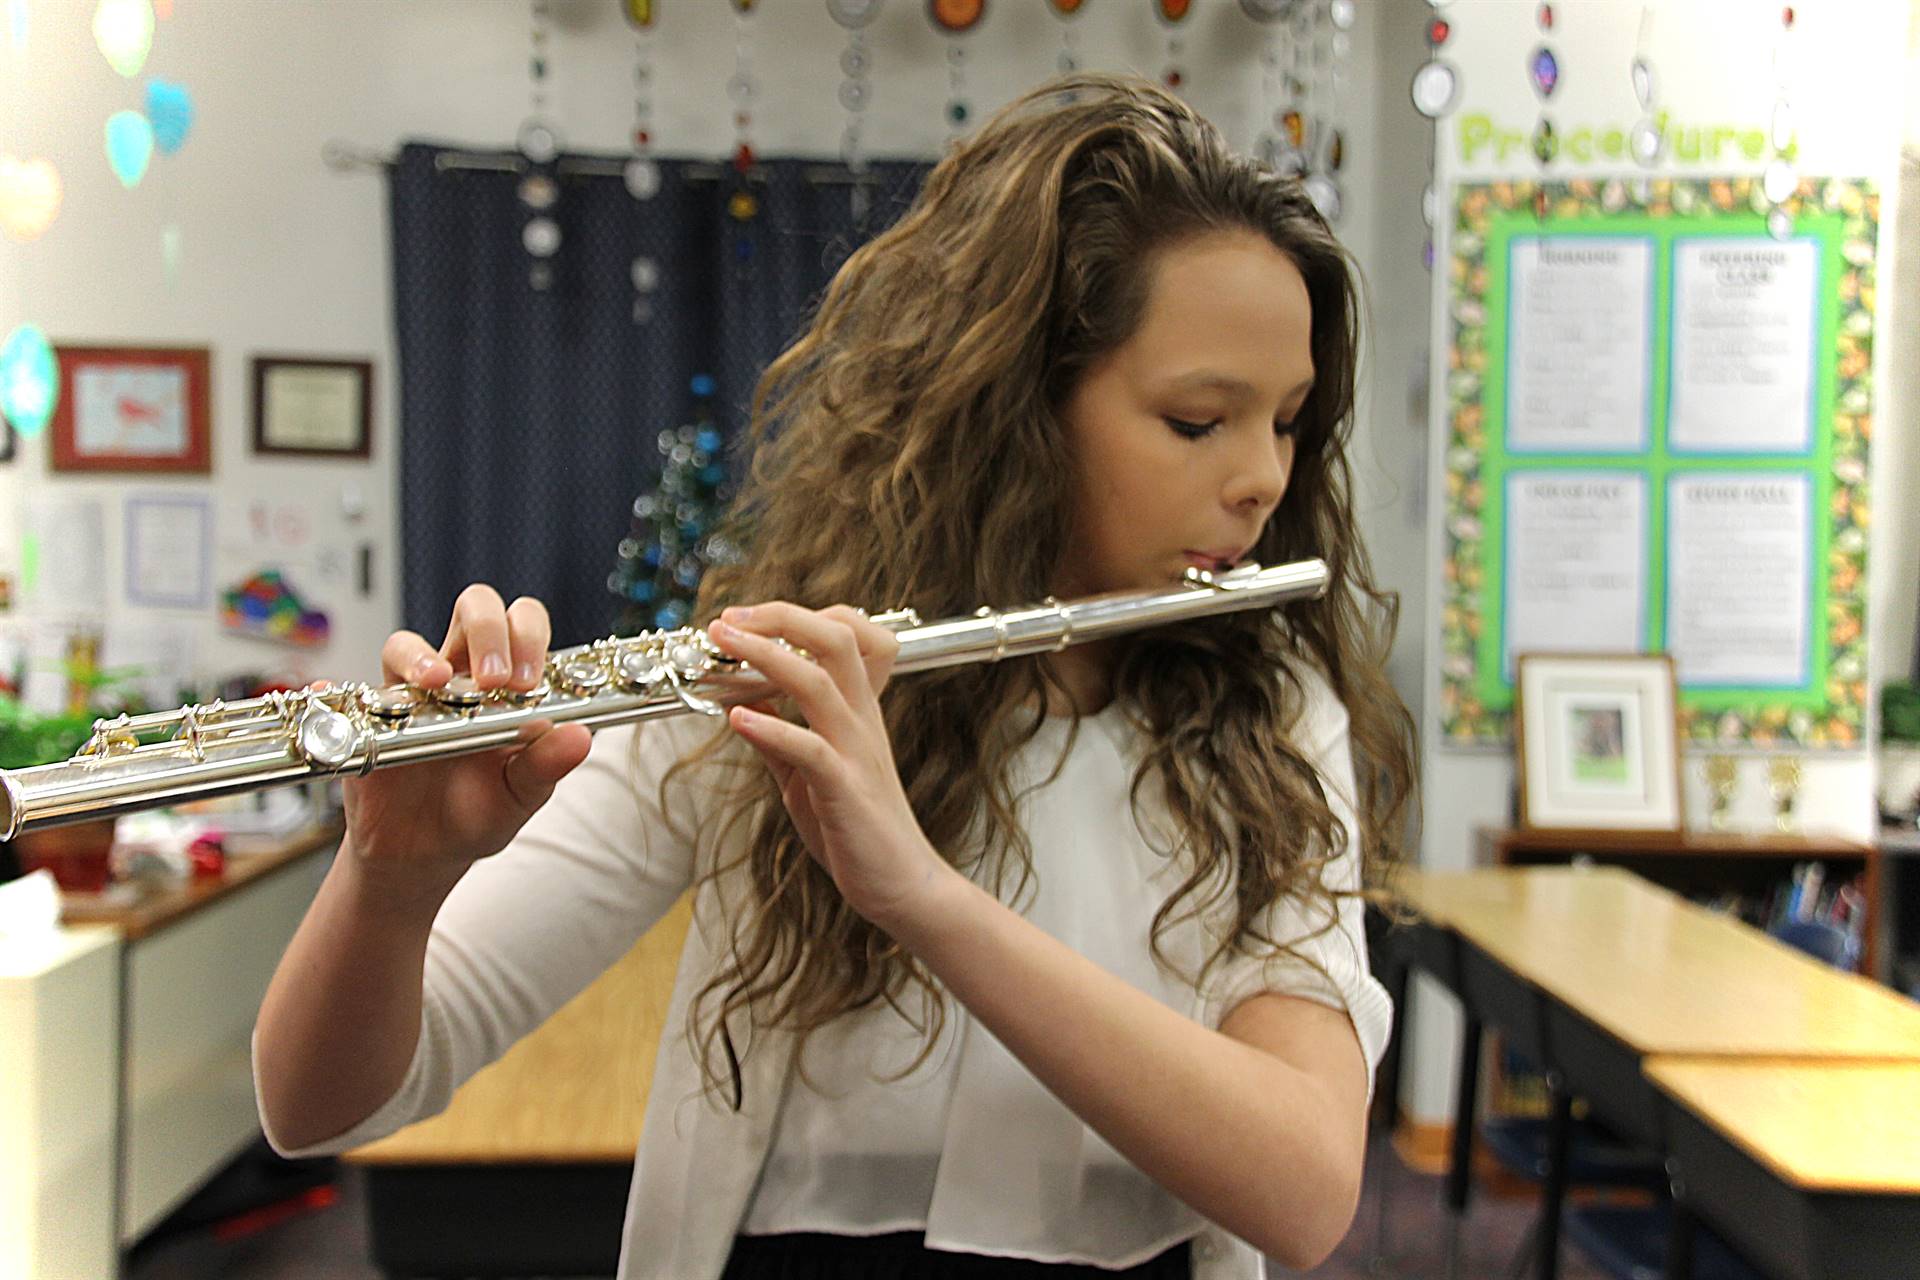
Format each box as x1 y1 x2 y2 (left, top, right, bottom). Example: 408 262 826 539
1438 176 1877 749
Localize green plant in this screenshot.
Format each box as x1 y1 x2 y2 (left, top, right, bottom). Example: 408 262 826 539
0 660 154 770
1884 680 1920 745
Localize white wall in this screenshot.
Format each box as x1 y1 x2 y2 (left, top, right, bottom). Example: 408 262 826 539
1401 0 1916 1125
2 0 1409 699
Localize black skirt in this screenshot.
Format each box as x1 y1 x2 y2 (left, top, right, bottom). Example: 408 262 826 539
721 1232 1193 1280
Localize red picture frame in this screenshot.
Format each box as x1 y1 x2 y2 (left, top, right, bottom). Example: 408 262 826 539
50 344 212 474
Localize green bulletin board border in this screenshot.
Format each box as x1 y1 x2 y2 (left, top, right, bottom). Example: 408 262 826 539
1439 176 1878 749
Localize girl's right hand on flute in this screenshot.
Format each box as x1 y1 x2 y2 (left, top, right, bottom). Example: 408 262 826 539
342 584 592 880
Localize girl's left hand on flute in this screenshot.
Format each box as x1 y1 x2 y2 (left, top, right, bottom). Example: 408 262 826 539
706 603 954 930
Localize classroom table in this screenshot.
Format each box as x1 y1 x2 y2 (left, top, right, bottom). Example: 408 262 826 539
1644 1058 1920 1280
1383 865 1920 1280
346 897 690 1279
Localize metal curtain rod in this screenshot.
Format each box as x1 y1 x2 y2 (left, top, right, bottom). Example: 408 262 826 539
320 139 891 186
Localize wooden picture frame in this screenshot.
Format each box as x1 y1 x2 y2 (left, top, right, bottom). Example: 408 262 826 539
251 355 373 459
50 344 212 474
1515 652 1685 833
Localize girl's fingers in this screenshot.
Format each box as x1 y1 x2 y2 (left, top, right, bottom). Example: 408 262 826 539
728 704 838 780
499 721 592 812
442 583 513 690
818 604 901 692
505 596 552 692
382 630 451 687
710 618 859 743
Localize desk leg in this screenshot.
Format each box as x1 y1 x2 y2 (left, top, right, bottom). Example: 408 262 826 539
1444 1014 1482 1280
1664 1175 1696 1280
1370 949 1412 1272
1533 1078 1572 1280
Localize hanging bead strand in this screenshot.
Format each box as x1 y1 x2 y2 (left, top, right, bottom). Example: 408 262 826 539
828 0 881 224
1628 3 1663 172
726 0 759 239
1764 5 1799 240
1047 0 1086 77
1154 0 1192 94
625 0 660 325
929 1 985 137
1529 2 1559 219
1305 0 1352 222
1410 0 1459 270
518 0 562 291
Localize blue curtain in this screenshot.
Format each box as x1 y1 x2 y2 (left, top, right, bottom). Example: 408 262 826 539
387 144 931 646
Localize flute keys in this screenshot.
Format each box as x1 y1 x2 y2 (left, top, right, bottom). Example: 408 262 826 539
616 651 670 694
296 705 360 769
557 656 611 698
436 675 489 708
503 678 551 706
361 685 425 721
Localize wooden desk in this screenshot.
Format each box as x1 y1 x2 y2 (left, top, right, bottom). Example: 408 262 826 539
1476 826 1883 977
1386 866 1920 1280
1404 866 1920 1064
347 896 691 1278
1644 1058 1920 1280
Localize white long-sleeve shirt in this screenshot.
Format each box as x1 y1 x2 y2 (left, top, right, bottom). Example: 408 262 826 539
261 661 1391 1280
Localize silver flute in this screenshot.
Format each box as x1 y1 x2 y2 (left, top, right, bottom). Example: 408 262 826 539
0 559 1327 839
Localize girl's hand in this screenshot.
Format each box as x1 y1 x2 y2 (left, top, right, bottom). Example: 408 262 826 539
343 584 591 885
707 603 953 930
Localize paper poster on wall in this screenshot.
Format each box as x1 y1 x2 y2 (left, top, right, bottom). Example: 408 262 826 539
1505 236 1654 452
1665 474 1811 687
22 495 107 614
1439 176 1876 748
102 617 197 709
1502 471 1647 676
1669 238 1819 453
124 492 213 608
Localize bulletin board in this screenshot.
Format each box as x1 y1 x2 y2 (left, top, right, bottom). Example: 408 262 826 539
1438 176 1878 749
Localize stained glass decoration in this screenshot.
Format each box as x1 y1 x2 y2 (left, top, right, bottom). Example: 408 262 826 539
1529 46 1558 98
1410 61 1458 118
93 0 152 78
104 110 154 188
0 323 57 437
928 0 983 34
0 155 62 242
145 79 193 154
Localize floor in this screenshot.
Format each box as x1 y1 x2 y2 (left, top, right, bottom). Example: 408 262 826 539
125 1131 1609 1280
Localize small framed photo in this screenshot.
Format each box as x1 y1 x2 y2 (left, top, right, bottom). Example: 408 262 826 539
251 355 373 459
1515 652 1684 832
50 344 212 473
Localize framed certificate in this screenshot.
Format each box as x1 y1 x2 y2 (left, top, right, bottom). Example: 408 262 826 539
251 355 373 459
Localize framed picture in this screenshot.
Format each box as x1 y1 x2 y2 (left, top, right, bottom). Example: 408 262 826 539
251 355 373 458
50 344 212 473
1515 652 1684 832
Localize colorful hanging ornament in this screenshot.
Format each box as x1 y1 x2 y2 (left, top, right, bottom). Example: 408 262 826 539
104 110 154 188
626 0 660 322
1045 0 1084 77
1153 0 1191 93
727 0 759 234
1528 1 1557 186
0 155 62 242
93 0 153 78
830 0 880 223
1764 3 1798 239
928 0 983 34
145 79 193 155
1240 0 1296 20
1410 5 1459 120
0 324 56 437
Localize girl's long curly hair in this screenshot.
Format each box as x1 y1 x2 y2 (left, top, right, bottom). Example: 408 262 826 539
656 73 1416 1107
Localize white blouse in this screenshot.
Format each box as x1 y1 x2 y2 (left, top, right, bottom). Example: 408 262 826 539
260 661 1390 1279
740 690 1390 1268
